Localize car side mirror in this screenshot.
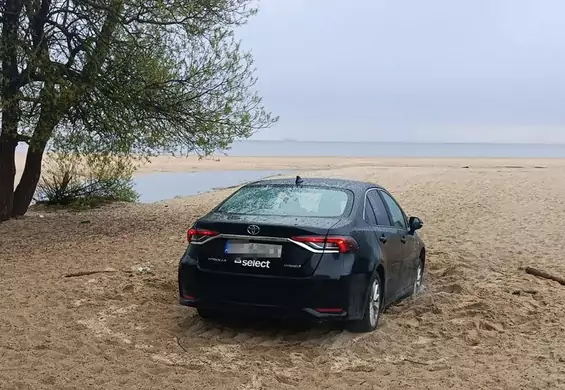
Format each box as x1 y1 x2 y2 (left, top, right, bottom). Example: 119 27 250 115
409 216 423 233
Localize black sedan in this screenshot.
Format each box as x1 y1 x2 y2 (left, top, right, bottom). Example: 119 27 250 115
178 176 425 332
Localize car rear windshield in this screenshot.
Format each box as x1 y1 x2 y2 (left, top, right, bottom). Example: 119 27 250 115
215 184 352 217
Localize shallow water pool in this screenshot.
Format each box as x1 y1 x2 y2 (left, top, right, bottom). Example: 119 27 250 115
133 170 292 203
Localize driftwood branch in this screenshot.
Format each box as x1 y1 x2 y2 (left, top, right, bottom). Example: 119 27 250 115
512 289 538 296
63 269 118 278
524 267 565 286
400 358 430 366
175 337 188 353
62 269 137 278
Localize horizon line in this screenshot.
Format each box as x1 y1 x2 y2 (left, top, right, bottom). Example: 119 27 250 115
244 139 565 146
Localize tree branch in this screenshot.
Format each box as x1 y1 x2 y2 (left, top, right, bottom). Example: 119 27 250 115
16 134 32 144
43 18 88 68
1 0 25 136
17 0 52 89
82 0 124 82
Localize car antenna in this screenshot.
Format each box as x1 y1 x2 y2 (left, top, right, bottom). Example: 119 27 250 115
295 175 303 186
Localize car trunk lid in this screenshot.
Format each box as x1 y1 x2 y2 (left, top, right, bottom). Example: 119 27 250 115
188 213 344 277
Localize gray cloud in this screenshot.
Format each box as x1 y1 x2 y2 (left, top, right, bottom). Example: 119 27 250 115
239 0 565 143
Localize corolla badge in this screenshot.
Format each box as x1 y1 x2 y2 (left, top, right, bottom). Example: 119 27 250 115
247 225 260 235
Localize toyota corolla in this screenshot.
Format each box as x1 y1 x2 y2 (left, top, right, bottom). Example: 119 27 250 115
178 176 425 332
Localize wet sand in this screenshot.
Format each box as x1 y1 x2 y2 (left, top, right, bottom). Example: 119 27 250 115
2 156 565 389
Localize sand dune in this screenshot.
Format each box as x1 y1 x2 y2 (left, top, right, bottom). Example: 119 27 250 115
2 157 565 389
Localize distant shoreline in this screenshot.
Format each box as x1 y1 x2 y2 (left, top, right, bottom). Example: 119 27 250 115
240 139 565 146
14 149 565 185
14 140 565 161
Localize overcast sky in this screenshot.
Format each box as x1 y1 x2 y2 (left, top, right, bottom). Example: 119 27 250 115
238 0 565 143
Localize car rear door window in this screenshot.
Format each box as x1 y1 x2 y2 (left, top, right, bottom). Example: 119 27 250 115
379 191 408 230
364 194 378 225
367 190 391 226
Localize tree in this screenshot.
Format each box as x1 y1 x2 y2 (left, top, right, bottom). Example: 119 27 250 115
0 0 277 221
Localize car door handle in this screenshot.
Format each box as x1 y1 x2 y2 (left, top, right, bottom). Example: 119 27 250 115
379 235 387 244
400 236 407 244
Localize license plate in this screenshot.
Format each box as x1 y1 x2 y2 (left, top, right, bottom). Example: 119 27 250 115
224 241 282 258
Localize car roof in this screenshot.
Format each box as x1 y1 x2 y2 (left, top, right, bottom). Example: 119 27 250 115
246 177 385 195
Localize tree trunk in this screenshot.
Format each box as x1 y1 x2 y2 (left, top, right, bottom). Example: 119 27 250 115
0 136 17 221
12 144 47 217
0 0 24 221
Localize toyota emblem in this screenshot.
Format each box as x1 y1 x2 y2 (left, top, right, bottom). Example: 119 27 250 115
247 225 260 235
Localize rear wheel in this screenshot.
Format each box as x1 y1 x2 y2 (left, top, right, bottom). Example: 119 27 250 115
347 272 383 333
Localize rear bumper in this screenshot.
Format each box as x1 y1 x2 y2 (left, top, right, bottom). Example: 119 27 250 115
178 297 348 320
178 262 368 321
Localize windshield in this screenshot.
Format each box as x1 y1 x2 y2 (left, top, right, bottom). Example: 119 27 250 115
215 184 352 217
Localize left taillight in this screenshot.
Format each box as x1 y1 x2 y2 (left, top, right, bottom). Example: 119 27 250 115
187 228 219 244
291 235 359 253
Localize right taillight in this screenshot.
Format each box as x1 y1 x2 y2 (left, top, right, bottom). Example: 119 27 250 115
291 235 359 253
187 228 219 243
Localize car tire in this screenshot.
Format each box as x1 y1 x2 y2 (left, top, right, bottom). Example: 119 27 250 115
411 259 424 297
347 272 383 333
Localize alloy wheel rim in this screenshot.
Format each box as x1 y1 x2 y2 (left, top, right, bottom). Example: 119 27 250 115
414 263 423 294
368 279 381 327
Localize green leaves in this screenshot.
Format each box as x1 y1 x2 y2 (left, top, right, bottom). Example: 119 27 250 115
5 0 278 158
1 0 278 218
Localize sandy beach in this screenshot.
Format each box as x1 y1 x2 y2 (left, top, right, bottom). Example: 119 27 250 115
2 156 565 389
